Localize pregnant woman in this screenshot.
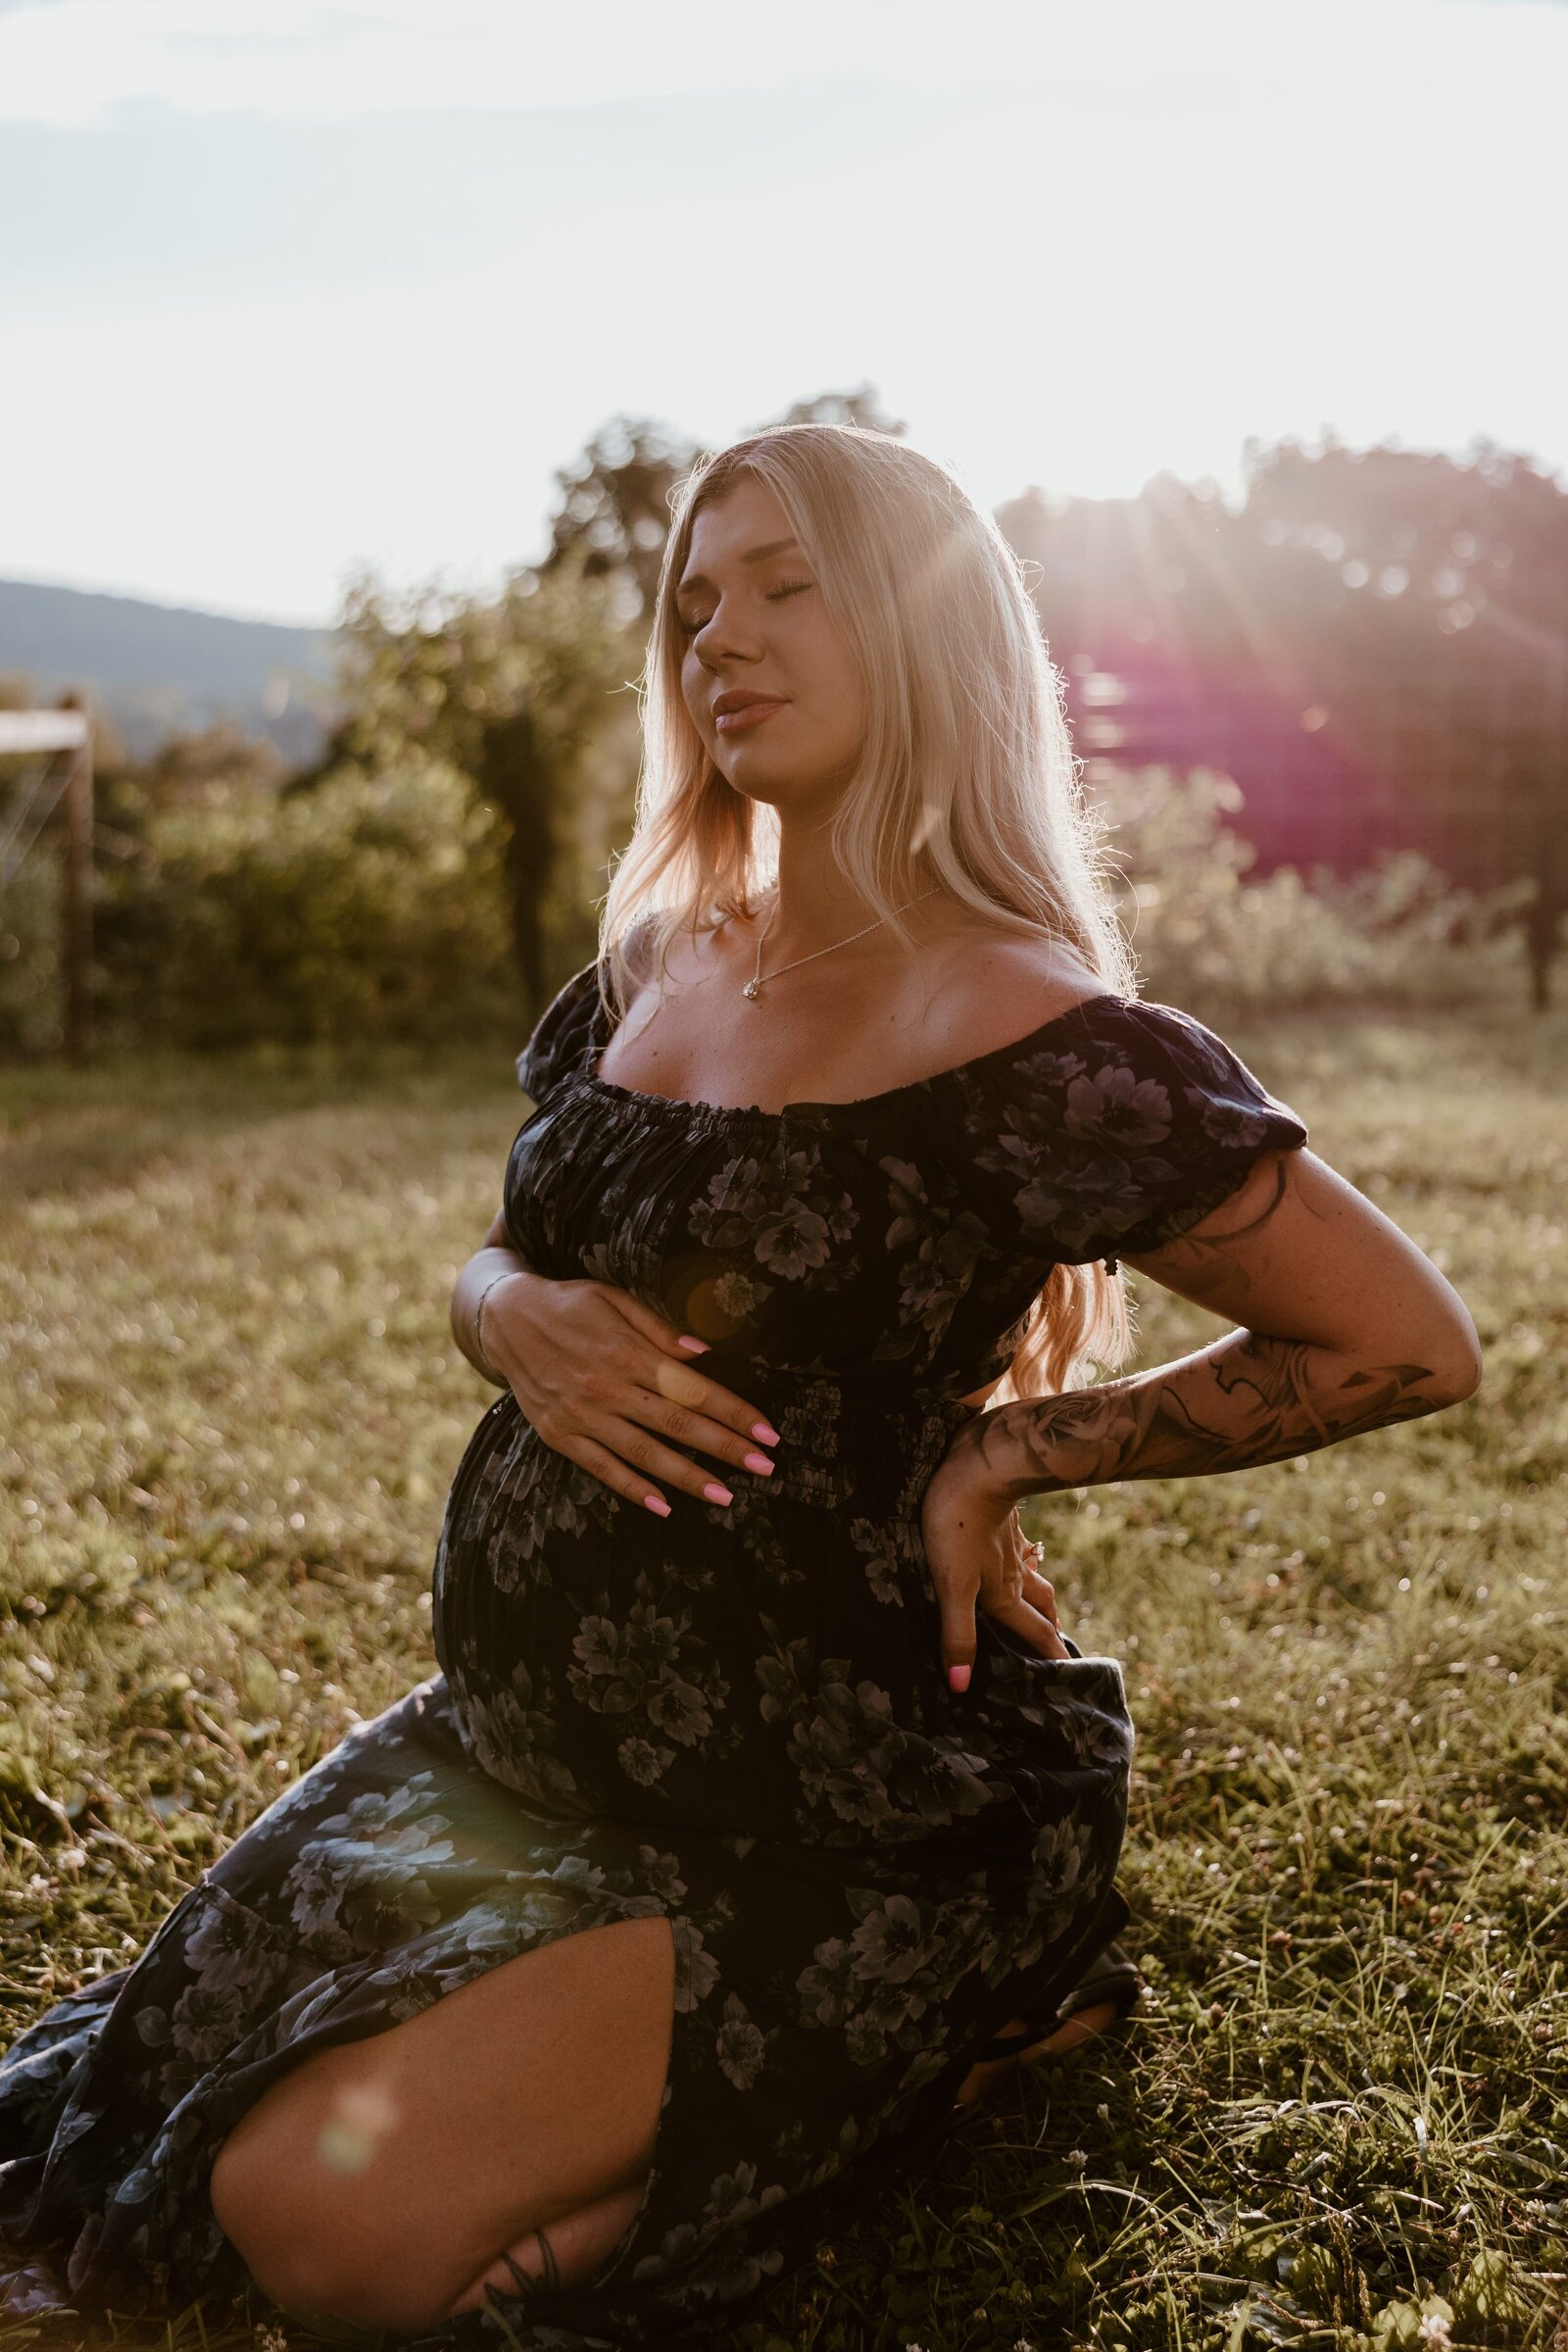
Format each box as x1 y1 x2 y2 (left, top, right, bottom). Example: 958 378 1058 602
0 425 1482 2349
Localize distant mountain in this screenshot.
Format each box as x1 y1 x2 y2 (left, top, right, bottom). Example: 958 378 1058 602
0 577 337 763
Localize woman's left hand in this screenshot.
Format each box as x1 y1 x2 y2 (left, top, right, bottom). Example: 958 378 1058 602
920 1449 1070 1690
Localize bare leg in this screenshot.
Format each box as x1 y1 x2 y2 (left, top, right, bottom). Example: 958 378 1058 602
210 1913 675 2333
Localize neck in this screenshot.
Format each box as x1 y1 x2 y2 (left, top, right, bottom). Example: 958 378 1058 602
768 815 929 956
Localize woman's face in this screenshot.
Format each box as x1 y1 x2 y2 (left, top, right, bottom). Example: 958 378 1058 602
675 475 867 811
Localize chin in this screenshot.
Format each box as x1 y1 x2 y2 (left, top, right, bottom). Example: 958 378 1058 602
718 748 847 802
719 775 788 810
713 750 792 791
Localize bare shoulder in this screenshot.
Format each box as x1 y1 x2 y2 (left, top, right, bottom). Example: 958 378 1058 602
919 924 1110 1061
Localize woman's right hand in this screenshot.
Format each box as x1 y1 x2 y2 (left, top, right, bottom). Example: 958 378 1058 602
478 1266 781 1518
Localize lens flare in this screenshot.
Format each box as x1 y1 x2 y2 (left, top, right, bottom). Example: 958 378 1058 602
317 2077 400 2174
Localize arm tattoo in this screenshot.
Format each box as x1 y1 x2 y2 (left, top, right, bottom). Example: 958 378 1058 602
955 1329 1457 1505
1130 1153 1297 1312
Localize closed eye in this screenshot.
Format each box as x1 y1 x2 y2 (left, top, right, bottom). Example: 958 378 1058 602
675 579 814 637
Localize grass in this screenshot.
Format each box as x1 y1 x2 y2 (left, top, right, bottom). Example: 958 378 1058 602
1 1000 1565 2352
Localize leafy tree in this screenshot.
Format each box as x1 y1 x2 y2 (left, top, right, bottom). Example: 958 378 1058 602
1236 435 1568 1004
762 384 908 438
997 436 1568 998
540 416 699 620
321 542 634 1006
313 384 913 1010
539 385 908 621
122 721 288 808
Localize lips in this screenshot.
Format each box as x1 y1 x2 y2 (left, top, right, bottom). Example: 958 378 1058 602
714 697 787 734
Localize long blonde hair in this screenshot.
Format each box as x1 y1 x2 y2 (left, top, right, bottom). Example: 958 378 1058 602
601 421 1139 1400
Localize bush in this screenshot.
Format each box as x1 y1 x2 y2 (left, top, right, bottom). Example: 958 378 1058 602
1096 766 1530 1015
0 751 1535 1061
0 843 64 1056
93 759 519 1049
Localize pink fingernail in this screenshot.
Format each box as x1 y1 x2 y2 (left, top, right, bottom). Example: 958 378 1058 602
678 1336 710 1354
644 1494 671 1517
751 1422 781 1446
703 1481 733 1505
744 1452 774 1475
948 1663 972 1693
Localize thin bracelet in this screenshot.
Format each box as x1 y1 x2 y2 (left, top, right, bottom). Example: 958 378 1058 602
472 1271 514 1383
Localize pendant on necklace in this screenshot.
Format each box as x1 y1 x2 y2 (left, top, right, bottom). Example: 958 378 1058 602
743 979 761 1001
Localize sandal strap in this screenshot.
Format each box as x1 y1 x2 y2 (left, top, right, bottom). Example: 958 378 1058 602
482 2234 555 2316
1054 1940 1142 2026
965 1939 1143 2065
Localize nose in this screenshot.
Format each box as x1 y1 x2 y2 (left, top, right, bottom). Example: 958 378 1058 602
691 592 764 668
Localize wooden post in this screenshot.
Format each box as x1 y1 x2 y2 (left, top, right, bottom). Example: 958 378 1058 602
0 704 94 1059
59 692 93 1061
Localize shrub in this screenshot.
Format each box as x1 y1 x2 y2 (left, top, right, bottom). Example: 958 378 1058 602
1 752 1534 1060
1095 766 1529 1015
93 759 519 1049
0 845 64 1056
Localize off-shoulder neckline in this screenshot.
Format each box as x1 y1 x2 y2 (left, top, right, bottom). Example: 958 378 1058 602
570 963 1134 1126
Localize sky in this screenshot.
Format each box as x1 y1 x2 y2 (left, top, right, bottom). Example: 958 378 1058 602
0 0 1563 626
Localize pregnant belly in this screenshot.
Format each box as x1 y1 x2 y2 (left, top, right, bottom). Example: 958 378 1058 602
429 1382 995 1839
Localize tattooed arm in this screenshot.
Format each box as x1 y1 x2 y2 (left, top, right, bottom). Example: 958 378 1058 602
922 1144 1484 1689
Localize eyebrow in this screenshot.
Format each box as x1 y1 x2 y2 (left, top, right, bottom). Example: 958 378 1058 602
675 536 803 600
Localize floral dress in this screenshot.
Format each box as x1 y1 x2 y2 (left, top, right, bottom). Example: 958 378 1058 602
0 962 1309 2349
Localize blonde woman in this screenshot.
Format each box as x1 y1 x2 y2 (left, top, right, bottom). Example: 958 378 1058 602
0 426 1482 2348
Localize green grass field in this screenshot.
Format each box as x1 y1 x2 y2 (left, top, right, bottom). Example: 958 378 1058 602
2 1002 1565 2352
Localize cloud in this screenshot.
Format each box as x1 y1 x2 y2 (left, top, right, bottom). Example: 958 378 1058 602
5 0 1561 129
8 0 869 125
2 0 1562 616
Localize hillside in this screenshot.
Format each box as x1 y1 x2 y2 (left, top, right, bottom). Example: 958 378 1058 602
0 576 335 762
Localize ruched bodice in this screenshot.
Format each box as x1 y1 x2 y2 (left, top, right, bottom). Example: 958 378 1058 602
505 958 1309 1402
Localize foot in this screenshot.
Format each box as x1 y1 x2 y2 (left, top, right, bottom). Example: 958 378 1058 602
952 1995 1121 2111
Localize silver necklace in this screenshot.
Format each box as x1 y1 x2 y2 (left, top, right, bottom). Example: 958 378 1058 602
743 885 940 1001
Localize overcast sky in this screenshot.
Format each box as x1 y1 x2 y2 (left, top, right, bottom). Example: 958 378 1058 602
1 0 1562 625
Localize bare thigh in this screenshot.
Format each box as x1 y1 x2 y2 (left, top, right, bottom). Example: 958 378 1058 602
209 1912 675 2333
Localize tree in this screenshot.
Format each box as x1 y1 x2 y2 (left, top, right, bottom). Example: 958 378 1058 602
324 542 634 1005
996 437 1568 991
761 384 908 439
539 416 700 620
321 387 918 1004
539 385 909 621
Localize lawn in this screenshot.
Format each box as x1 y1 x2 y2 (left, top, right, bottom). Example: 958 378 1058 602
1 1000 1565 2352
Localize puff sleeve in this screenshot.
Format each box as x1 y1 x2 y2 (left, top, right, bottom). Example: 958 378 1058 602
960 995 1310 1268
514 959 601 1102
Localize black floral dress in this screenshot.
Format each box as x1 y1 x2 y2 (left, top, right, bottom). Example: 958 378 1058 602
0 965 1308 2348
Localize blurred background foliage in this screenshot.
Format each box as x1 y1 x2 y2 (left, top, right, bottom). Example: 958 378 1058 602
0 388 1559 1057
